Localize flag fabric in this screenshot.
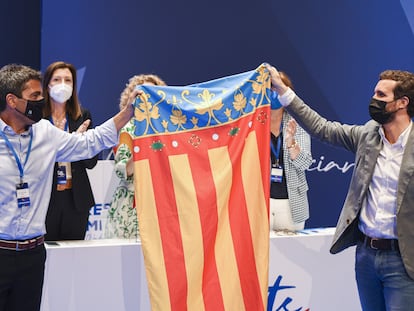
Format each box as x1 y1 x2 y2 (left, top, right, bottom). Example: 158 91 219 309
132 63 272 311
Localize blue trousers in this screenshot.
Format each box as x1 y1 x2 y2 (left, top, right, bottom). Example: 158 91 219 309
355 241 414 311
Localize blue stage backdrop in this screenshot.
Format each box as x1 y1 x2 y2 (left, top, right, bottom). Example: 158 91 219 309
40 0 414 228
0 0 41 68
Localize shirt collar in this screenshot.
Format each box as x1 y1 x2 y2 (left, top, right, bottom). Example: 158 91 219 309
0 117 31 136
0 117 10 132
379 121 412 148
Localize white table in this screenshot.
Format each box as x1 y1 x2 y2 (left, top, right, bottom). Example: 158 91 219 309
41 228 360 311
41 239 150 311
268 228 360 310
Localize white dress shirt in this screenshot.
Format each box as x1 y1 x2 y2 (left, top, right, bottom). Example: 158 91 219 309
360 122 412 239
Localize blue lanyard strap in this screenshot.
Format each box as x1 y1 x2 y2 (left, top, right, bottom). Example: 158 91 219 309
0 129 33 180
270 123 283 162
270 135 282 160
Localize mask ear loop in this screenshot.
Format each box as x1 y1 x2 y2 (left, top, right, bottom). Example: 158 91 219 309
394 96 409 112
7 93 30 115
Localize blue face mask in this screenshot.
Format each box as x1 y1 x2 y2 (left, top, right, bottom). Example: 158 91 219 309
270 91 282 110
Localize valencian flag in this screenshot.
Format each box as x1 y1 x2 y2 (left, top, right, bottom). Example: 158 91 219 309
132 63 275 311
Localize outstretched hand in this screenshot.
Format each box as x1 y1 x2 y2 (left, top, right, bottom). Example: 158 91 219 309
76 119 91 133
265 64 289 95
124 89 143 118
114 89 144 131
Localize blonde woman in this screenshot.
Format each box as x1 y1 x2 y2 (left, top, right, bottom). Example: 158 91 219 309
105 74 166 239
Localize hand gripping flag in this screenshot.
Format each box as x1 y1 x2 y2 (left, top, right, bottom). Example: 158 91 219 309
132 63 273 311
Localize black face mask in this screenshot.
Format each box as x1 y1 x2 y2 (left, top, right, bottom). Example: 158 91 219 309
16 98 45 123
368 98 396 124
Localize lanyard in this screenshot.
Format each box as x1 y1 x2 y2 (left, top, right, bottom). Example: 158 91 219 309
49 115 68 131
0 129 33 182
270 124 283 166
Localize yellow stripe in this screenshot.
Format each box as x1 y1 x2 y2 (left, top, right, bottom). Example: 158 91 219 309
134 160 171 311
242 132 269 309
208 146 246 311
169 154 206 311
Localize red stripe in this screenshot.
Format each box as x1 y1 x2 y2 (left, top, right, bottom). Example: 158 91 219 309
256 108 271 211
229 111 269 311
227 119 265 310
147 152 188 311
133 112 261 161
187 152 225 311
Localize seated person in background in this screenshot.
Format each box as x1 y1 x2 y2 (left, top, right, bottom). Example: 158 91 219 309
269 71 312 232
105 74 166 239
42 61 98 241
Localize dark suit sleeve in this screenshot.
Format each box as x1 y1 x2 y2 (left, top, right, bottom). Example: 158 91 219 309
76 108 98 169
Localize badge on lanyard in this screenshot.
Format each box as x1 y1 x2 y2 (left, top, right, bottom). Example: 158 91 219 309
16 182 31 208
57 165 67 185
271 165 283 183
270 129 284 183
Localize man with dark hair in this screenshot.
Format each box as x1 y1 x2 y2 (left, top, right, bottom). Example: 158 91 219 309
266 64 414 311
0 64 138 311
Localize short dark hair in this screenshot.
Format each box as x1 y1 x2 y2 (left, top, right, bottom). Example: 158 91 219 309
380 70 414 117
0 64 42 112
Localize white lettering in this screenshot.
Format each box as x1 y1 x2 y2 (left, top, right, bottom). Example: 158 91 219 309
307 155 354 174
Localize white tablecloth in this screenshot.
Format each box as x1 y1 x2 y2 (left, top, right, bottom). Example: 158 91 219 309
41 228 360 311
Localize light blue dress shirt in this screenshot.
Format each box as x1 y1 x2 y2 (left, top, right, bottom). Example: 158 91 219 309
0 118 118 240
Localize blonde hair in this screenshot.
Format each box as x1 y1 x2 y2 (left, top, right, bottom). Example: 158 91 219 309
119 74 166 110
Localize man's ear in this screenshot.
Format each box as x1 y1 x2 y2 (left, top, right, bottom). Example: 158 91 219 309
5 93 19 108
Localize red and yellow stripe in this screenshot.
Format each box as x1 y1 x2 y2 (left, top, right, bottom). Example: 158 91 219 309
134 107 270 311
